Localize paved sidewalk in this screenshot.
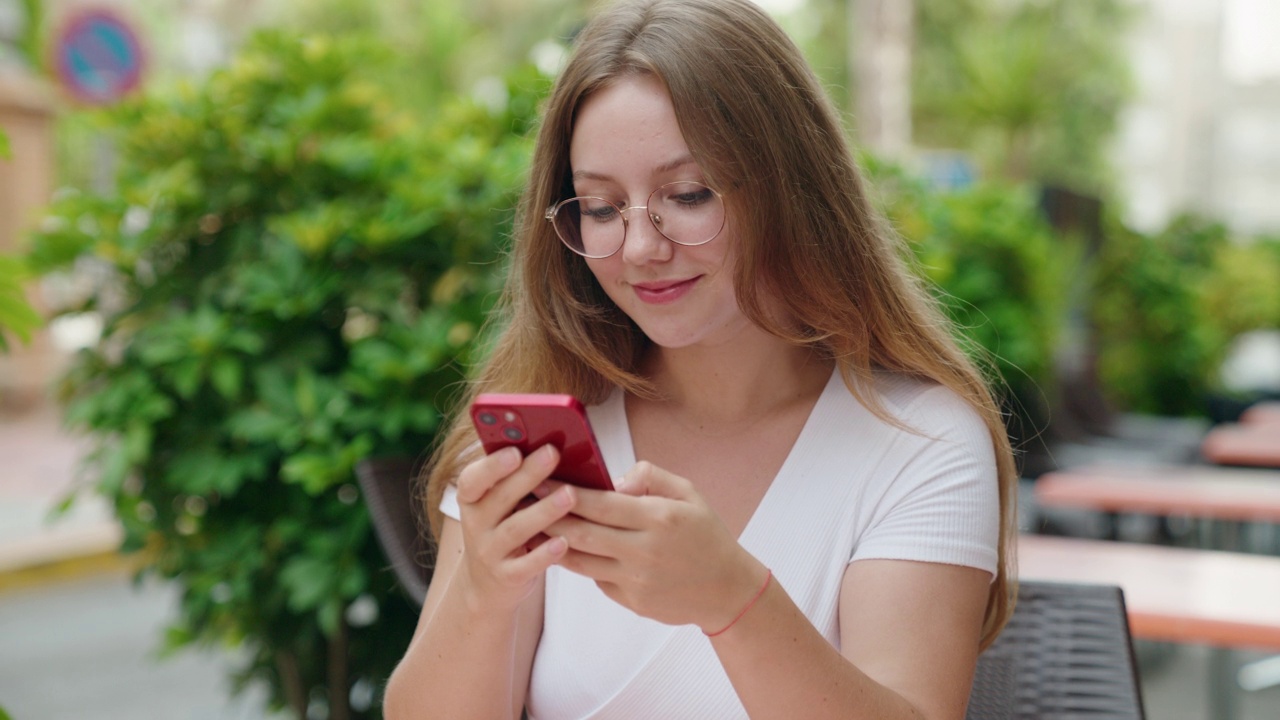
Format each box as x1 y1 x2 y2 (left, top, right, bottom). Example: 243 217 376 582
0 401 285 719
0 568 279 720
0 402 119 583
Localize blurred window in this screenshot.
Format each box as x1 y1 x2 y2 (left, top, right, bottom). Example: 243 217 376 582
0 0 23 67
1223 0 1280 84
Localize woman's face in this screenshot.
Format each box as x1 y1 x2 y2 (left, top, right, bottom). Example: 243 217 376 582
568 75 752 351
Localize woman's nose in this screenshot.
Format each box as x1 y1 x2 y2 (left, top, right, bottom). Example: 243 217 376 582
621 206 673 264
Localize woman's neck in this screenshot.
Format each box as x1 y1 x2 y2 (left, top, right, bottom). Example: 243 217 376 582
641 330 833 428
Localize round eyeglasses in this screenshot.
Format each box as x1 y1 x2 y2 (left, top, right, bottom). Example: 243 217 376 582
545 181 726 259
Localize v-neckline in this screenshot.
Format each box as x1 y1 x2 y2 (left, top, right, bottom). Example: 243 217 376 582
606 368 841 542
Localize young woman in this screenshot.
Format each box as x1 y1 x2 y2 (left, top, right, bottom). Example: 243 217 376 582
385 1 1016 718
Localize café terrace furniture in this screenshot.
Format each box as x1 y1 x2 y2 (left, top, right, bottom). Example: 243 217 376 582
355 456 432 607
1035 462 1280 713
1018 532 1280 720
1035 463 1280 548
1200 423 1280 469
1240 402 1280 426
965 580 1145 720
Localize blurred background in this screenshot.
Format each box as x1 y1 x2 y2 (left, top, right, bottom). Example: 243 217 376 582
1 0 1278 719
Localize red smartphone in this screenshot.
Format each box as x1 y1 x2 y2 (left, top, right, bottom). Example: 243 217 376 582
470 393 615 491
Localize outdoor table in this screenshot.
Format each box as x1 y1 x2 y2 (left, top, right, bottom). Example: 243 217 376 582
1018 533 1280 720
1241 401 1280 426
1019 533 1280 651
1032 462 1280 719
1035 464 1280 524
1201 423 1280 468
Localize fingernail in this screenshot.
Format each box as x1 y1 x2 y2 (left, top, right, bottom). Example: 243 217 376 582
532 482 552 498
546 536 568 555
553 486 573 509
500 446 522 464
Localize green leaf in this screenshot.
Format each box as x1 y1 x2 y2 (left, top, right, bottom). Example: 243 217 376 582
280 555 334 613
294 369 318 418
95 444 132 497
124 421 154 464
281 452 337 495
0 129 9 159
227 407 293 444
318 598 343 638
339 564 367 598
210 357 243 400
0 255 40 348
168 449 249 495
170 358 204 399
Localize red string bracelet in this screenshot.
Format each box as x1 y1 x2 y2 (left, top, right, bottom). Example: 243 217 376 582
704 569 773 638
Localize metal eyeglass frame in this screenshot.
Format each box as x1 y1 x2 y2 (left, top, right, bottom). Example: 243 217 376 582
544 181 726 259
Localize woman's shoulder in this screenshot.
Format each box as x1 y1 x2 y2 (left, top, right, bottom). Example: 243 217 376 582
876 371 966 406
863 371 989 438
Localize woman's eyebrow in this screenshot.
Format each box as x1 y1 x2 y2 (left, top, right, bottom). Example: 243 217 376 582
570 155 698 182
654 155 697 175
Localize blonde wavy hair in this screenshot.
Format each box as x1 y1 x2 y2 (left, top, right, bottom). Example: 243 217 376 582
424 0 1016 650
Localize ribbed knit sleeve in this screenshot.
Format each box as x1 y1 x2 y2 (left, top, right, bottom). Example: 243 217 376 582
846 382 1000 576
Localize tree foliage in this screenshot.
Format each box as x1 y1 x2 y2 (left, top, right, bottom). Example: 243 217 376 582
865 156 1073 453
0 253 41 352
0 128 43 352
913 0 1133 193
1093 216 1280 414
27 32 544 719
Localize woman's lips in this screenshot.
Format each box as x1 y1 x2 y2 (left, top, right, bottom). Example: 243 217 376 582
631 276 700 304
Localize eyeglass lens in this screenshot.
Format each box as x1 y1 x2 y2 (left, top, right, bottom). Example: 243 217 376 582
551 181 725 258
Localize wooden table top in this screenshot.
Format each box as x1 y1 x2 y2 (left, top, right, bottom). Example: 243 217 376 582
1201 423 1280 468
1241 401 1280 426
1018 534 1280 651
1035 464 1280 522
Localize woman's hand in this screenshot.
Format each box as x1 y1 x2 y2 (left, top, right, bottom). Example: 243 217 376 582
540 461 766 633
454 444 578 615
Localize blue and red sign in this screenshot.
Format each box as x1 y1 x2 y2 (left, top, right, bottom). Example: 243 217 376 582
53 8 146 105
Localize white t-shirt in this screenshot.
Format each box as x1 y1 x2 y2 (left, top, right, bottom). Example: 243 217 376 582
440 369 999 719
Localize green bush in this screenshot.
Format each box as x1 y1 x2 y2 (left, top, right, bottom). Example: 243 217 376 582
0 253 40 352
27 32 541 719
866 158 1071 446
1202 236 1280 342
1 125 40 351
913 0 1133 194
1091 215 1230 415
1093 215 1280 415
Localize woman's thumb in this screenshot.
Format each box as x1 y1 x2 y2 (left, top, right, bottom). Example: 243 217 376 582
617 461 687 498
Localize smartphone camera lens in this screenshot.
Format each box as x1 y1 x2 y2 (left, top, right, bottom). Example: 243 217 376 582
478 411 498 425
502 426 524 442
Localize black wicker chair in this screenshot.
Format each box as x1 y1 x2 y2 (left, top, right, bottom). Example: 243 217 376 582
357 457 1146 718
967 581 1146 719
355 456 434 607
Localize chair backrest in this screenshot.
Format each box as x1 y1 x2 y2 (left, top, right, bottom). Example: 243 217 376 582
967 581 1146 720
355 456 434 607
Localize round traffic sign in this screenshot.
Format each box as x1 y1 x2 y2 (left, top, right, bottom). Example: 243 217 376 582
53 8 146 105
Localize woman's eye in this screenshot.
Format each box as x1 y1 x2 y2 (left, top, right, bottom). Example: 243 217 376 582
671 188 713 206
582 205 620 222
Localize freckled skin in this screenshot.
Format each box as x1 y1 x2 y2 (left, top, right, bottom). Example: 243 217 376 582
570 76 754 351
